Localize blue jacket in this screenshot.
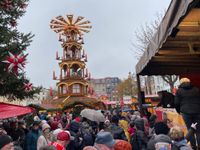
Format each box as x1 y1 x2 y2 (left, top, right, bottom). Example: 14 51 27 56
25 129 40 150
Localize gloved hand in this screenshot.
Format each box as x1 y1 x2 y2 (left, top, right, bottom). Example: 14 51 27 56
191 122 198 130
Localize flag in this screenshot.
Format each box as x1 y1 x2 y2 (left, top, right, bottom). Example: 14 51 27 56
50 87 53 97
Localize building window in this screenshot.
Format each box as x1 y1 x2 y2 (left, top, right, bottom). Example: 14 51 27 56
63 86 67 94
72 84 80 94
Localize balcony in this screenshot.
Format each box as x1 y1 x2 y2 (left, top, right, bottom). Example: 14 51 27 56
59 74 85 81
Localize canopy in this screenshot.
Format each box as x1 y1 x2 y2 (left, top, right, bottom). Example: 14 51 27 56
62 96 106 110
0 103 35 119
41 96 106 110
136 0 200 75
102 100 116 105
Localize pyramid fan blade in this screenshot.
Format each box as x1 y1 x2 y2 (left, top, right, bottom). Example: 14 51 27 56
67 15 73 25
53 19 66 25
79 29 90 33
73 16 84 24
59 16 68 24
50 23 65 28
77 20 91 26
78 25 92 29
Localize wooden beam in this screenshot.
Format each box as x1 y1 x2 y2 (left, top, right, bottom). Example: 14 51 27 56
179 21 200 27
177 31 200 37
188 42 195 53
163 40 200 45
162 41 200 49
153 55 200 59
167 36 200 41
140 66 200 76
158 47 200 55
151 62 200 67
152 56 200 63
157 51 200 56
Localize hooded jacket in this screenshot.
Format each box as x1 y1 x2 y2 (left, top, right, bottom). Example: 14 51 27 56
147 134 171 150
107 123 127 141
172 139 192 150
175 82 200 114
25 129 40 150
131 118 148 150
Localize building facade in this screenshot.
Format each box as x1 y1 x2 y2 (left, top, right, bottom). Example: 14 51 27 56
0 88 49 106
89 77 120 100
141 76 179 95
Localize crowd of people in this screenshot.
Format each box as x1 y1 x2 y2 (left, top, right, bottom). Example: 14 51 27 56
0 78 200 150
0 109 197 150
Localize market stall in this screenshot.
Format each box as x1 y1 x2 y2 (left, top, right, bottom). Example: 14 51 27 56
135 0 200 133
155 108 187 134
0 102 35 119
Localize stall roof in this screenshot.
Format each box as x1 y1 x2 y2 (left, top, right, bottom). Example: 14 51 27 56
0 103 35 119
136 0 200 75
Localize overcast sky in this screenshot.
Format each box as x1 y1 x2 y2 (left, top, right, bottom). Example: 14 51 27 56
18 0 171 88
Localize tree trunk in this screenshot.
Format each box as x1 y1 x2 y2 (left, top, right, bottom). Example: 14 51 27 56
161 75 178 93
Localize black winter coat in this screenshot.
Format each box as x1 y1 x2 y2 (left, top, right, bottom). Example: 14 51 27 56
157 91 175 108
175 83 200 114
106 124 127 141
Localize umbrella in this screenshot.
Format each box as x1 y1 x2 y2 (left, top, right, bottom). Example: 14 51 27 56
80 108 105 123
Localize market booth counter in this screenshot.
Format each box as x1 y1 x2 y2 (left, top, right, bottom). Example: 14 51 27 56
135 0 200 134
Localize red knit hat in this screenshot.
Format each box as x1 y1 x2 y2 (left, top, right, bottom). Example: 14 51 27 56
75 117 81 122
57 131 70 141
114 140 132 150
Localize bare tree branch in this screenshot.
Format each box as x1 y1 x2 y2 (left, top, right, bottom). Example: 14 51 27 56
132 11 179 93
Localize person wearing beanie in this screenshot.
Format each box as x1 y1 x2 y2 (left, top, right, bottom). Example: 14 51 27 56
175 78 200 149
0 134 13 150
49 131 70 150
131 118 148 150
83 131 115 150
106 115 127 140
50 120 62 131
53 129 63 141
66 121 82 150
114 139 132 150
37 123 53 150
34 116 41 122
95 131 115 149
154 134 172 150
74 117 81 123
69 121 80 133
148 115 157 138
147 122 170 150
128 121 136 137
169 126 192 150
25 121 41 150
154 122 170 135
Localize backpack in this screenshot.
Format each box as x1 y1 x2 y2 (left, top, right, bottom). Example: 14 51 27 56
79 127 94 148
131 130 148 150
